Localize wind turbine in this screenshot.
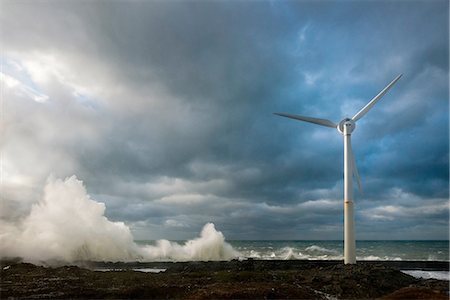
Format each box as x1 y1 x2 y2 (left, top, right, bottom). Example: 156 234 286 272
274 74 402 264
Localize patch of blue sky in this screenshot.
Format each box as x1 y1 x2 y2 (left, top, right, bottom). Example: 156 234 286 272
72 90 100 110
1 56 49 103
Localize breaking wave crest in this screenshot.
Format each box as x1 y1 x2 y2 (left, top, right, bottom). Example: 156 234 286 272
0 176 239 263
240 246 343 260
139 224 238 261
358 255 402 261
305 245 338 254
235 245 410 261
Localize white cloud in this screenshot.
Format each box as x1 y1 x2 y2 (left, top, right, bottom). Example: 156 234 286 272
298 23 310 43
164 219 188 228
299 199 340 210
303 71 322 86
0 71 49 103
256 199 340 215
157 194 212 205
361 200 448 221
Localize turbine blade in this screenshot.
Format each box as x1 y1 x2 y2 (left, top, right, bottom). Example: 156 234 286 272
352 74 403 122
273 113 336 128
348 139 363 194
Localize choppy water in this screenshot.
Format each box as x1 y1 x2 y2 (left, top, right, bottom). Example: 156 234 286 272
136 240 449 261
230 240 449 261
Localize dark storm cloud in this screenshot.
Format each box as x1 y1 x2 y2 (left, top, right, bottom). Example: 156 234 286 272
1 0 448 239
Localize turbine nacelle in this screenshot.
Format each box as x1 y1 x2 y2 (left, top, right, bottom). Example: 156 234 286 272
338 118 355 135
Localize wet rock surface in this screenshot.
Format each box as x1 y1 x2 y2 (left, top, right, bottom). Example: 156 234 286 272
1 260 448 299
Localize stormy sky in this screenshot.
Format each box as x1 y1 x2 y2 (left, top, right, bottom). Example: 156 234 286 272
1 0 448 240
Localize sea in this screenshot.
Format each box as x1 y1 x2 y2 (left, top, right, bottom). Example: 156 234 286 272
131 240 450 280
136 240 449 262
227 240 449 261
230 240 450 280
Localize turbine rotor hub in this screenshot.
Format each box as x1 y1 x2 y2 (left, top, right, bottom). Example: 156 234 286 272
338 118 355 134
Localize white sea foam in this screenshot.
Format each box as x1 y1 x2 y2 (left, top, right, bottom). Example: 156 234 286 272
282 247 296 260
305 245 338 254
94 268 168 273
132 268 166 273
358 255 402 261
249 250 261 258
0 176 139 262
402 270 449 281
139 223 238 261
0 176 239 263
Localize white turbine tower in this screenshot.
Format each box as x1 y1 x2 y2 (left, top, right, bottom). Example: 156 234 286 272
274 74 402 264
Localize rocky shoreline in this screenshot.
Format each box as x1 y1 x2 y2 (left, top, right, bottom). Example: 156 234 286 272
1 259 448 299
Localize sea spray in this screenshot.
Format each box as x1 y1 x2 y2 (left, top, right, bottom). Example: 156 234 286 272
0 176 139 262
140 223 238 261
0 176 239 263
305 245 338 254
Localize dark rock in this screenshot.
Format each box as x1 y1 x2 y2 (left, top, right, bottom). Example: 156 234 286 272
1 260 448 299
